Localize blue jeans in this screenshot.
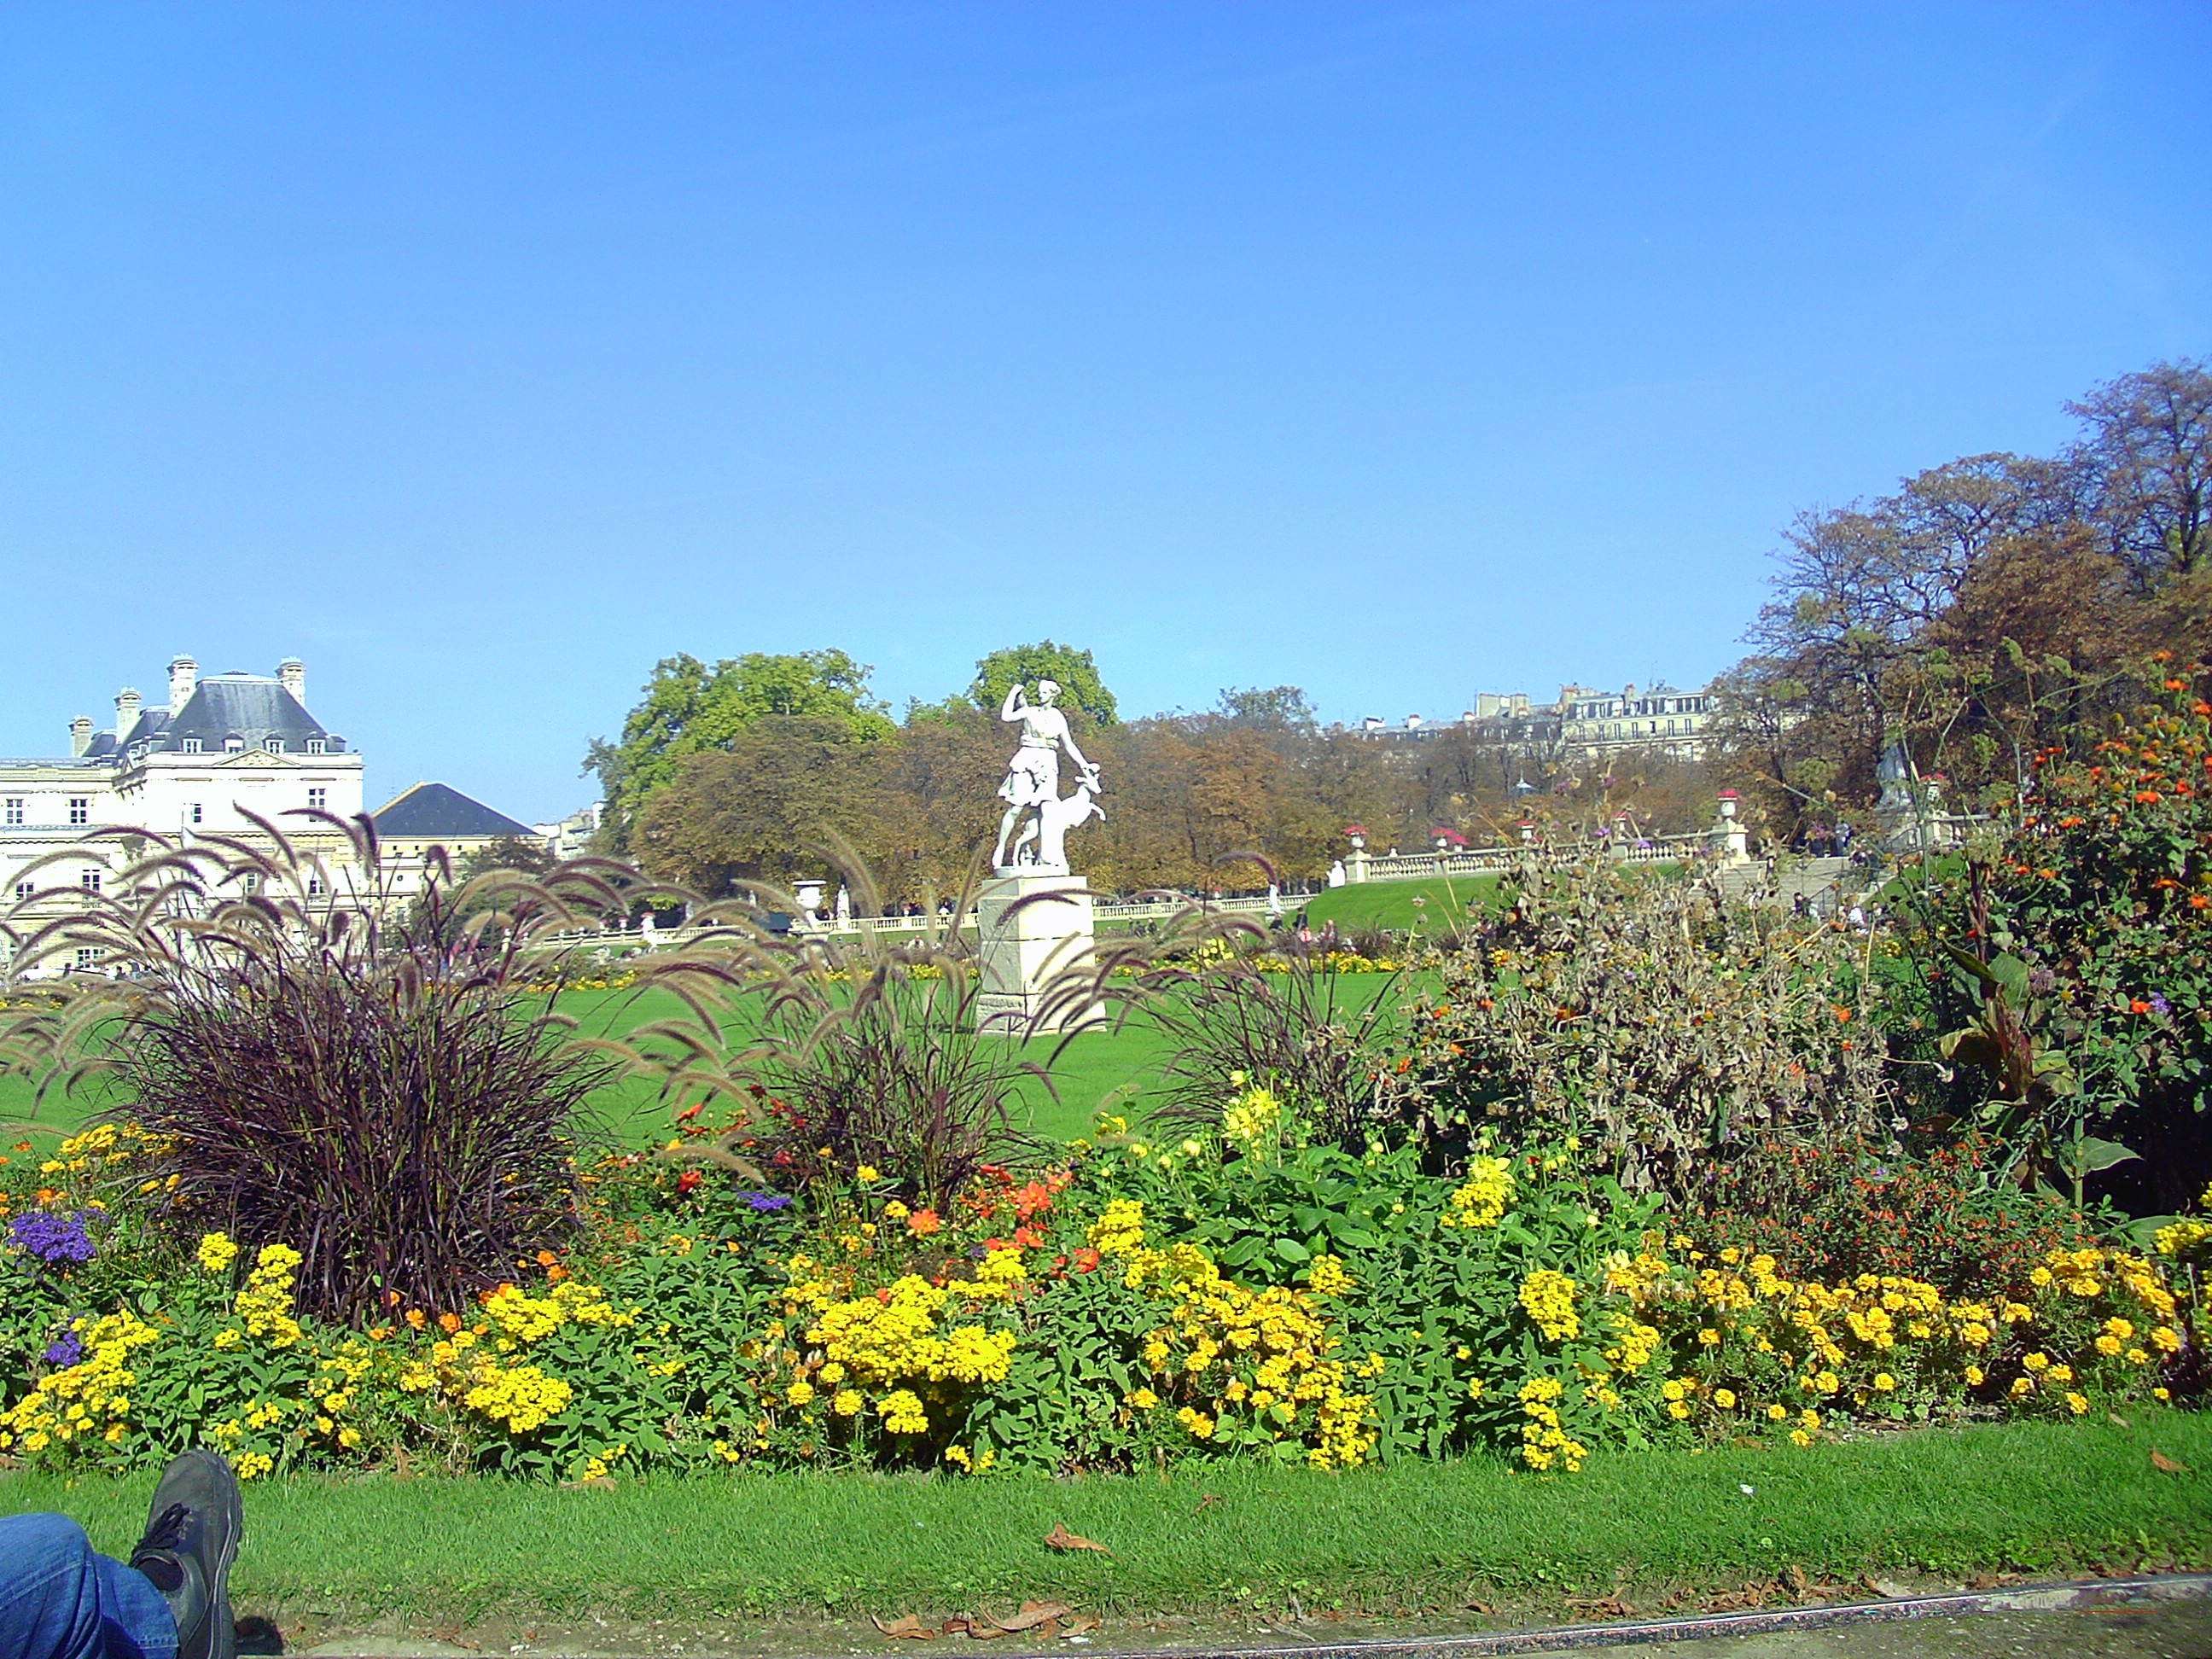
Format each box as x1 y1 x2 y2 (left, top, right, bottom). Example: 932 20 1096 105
0 1515 177 1659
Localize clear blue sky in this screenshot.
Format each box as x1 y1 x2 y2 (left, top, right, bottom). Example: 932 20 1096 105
4 3 2207 821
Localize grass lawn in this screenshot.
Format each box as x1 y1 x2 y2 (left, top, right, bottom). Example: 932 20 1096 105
1301 875 1503 937
3 975 1423 1152
6 1416 2208 1627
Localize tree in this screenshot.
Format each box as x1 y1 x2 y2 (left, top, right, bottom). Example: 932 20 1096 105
968 642 1118 728
584 650 894 848
2069 358 2212 588
632 715 881 896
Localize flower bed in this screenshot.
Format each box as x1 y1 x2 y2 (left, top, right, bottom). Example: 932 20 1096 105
3 1102 2203 1483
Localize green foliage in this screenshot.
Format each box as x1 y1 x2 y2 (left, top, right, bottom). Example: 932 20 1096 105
587 650 895 847
1896 664 2212 1209
968 642 1118 727
1691 1134 2108 1296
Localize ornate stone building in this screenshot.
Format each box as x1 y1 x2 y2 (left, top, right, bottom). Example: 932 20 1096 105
1 657 365 963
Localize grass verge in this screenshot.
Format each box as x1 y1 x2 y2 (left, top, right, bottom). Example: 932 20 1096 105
5 1416 2207 1626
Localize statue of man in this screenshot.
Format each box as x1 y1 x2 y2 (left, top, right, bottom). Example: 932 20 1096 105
992 679 1094 869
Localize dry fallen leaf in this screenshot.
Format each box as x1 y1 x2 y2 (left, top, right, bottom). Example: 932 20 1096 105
558 1476 617 1492
2109 1413 2132 1429
2152 1449 2192 1474
1045 1523 1113 1555
872 1615 935 1640
988 1602 1074 1633
1195 1493 1222 1515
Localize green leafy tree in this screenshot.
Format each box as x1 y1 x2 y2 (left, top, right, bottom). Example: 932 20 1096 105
585 650 894 848
968 642 1117 727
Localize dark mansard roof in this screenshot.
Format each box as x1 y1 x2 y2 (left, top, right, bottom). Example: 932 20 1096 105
370 783 537 841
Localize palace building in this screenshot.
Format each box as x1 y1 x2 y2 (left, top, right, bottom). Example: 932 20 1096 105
1 657 365 960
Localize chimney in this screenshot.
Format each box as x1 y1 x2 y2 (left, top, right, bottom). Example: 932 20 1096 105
169 656 198 716
70 716 93 756
277 658 306 707
116 688 142 738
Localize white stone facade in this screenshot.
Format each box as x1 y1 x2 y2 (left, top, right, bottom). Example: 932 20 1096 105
1 657 365 967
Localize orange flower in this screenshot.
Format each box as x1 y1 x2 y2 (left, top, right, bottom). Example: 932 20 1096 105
2130 999 2152 1015
906 1208 943 1237
2192 895 2209 910
439 1311 463 1334
405 1308 427 1330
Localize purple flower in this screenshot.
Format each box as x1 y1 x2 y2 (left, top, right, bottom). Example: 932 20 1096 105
8 1210 96 1266
739 1191 793 1213
2149 992 2173 1017
44 1329 84 1367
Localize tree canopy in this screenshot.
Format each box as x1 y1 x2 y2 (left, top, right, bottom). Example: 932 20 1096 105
585 650 894 848
968 642 1118 727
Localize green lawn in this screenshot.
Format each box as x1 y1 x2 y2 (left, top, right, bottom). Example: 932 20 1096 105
3 975 1421 1153
1302 875 1504 937
6 1415 2207 1627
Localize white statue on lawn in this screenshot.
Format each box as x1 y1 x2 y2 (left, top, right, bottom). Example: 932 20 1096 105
991 678 1102 871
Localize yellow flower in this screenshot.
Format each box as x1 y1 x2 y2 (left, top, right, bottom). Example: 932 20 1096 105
1872 1373 1895 1393
1964 1365 1985 1388
787 1381 815 1406
1713 1388 1737 1410
2023 1351 2050 1372
1767 1404 1788 1421
2065 1391 2089 1415
195 1233 239 1274
1789 1429 1812 1447
855 1166 881 1183
832 1389 862 1417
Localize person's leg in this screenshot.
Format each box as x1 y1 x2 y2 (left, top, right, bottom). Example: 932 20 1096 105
0 1514 177 1659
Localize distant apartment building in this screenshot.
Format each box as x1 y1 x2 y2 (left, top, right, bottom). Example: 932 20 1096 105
1349 680 1716 762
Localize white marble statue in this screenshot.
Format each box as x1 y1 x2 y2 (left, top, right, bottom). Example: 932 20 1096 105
1010 764 1103 870
991 679 1102 870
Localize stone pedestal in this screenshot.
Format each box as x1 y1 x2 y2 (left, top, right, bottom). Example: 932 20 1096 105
975 870 1102 1033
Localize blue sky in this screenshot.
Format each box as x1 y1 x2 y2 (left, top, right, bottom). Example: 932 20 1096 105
3 3 2207 821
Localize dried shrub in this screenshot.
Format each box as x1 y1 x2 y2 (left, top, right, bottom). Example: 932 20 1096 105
0 816 664 1324
1382 853 1891 1196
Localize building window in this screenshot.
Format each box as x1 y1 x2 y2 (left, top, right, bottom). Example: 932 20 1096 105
14 880 32 902
181 738 202 754
306 739 325 755
80 867 101 894
68 798 90 826
267 737 284 754
187 803 203 825
3 798 20 825
74 947 96 971
306 872 324 896
224 737 244 754
307 787 328 812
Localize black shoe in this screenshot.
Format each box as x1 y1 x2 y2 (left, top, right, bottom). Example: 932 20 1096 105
129 1450 243 1659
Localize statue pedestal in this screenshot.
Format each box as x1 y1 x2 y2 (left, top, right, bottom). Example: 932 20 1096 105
975 871 1102 1034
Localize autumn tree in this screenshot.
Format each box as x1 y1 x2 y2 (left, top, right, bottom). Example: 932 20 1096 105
631 715 882 896
585 650 894 849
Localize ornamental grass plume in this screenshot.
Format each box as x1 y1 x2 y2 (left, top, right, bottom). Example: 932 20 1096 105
0 812 697 1324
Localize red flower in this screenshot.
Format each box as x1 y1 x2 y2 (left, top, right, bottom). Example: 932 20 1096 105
2130 999 2152 1015
676 1169 703 1194
1074 1247 1102 1273
675 1103 705 1122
